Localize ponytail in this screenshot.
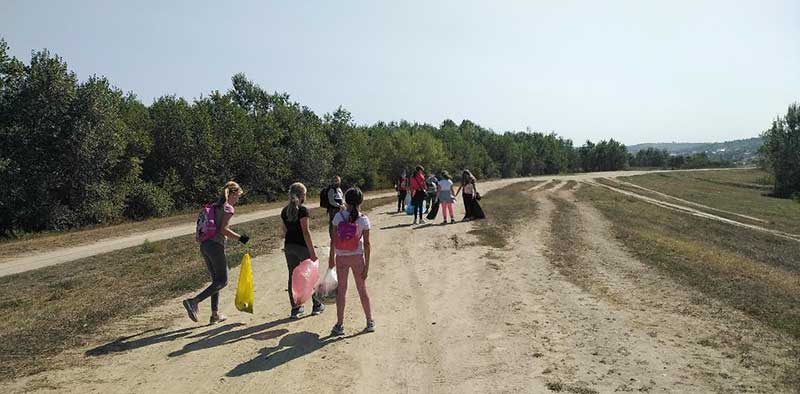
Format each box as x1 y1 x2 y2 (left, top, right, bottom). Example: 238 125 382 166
286 182 306 222
216 181 242 206
344 187 364 223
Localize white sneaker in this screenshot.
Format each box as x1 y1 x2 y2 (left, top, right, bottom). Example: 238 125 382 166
420 218 426 224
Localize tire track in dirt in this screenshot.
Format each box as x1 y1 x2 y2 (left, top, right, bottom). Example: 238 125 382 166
584 180 800 243
537 187 799 393
607 178 768 224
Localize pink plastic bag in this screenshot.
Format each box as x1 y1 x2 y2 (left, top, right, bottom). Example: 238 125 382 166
291 258 320 306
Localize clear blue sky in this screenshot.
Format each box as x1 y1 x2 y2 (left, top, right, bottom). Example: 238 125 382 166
3 0 799 145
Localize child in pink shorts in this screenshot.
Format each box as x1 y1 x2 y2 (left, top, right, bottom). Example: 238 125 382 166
328 187 374 336
437 171 456 224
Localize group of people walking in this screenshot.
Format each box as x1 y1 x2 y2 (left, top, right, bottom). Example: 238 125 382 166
183 178 373 337
395 167 485 224
183 168 484 337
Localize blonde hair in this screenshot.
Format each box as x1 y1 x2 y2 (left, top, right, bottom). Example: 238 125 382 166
217 181 243 205
286 182 307 222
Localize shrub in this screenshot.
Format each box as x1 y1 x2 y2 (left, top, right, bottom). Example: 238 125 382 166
124 182 174 220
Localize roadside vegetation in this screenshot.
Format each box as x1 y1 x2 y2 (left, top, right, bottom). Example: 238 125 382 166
577 185 800 341
0 196 393 380
759 103 800 199
0 37 635 238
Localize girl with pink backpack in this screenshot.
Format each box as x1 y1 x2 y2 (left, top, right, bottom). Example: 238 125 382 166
328 187 374 336
184 181 250 325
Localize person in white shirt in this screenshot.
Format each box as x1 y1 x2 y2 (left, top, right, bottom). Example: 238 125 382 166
436 171 456 224
328 187 374 336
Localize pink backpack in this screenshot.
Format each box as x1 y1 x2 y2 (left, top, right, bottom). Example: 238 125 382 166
335 212 359 250
195 204 218 243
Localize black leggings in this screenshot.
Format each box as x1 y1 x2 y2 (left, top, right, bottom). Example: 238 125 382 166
397 190 407 211
196 241 228 312
284 243 322 309
413 190 426 220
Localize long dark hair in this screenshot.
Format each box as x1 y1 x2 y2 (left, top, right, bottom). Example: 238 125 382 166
461 170 476 185
344 187 364 223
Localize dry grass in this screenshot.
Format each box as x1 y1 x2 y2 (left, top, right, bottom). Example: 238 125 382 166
0 196 394 380
577 185 800 339
594 178 769 228
545 196 593 288
541 180 561 190
620 170 800 235
467 181 539 249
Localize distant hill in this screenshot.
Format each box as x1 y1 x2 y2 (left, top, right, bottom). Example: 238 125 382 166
627 137 762 165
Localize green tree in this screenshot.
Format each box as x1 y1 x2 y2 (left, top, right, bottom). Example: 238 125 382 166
760 103 800 198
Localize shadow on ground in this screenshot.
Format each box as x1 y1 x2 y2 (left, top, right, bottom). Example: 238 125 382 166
226 330 369 376
86 326 196 357
168 318 295 357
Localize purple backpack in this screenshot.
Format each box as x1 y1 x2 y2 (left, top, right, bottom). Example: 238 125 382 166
195 204 218 243
335 212 359 250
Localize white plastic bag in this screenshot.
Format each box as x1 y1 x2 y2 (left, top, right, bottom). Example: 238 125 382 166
316 266 338 305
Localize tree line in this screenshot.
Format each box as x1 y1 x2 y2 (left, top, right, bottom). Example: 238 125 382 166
628 147 733 169
0 39 635 235
760 103 800 199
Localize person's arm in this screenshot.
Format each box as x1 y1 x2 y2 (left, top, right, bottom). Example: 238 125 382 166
328 234 337 269
454 184 462 197
362 229 370 280
300 217 317 261
221 213 245 242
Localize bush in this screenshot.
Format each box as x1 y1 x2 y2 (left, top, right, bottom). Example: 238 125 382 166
124 182 174 220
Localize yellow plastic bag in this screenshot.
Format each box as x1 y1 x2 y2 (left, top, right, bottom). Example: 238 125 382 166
235 253 254 313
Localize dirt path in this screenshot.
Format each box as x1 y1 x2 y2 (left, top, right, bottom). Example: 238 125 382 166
0 169 744 278
537 187 797 392
8 178 797 393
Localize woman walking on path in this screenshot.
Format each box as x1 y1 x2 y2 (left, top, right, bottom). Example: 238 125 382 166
437 171 456 224
329 188 374 336
395 172 408 213
183 181 249 324
410 165 428 224
455 170 485 221
281 183 325 319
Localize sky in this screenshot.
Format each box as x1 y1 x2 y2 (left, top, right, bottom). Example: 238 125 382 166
2 0 799 145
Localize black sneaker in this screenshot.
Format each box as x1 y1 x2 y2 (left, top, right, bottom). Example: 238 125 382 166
290 307 305 319
331 323 344 336
182 299 198 322
311 304 325 316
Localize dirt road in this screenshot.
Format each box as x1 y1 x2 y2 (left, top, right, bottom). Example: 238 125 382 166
0 169 743 278
9 180 796 393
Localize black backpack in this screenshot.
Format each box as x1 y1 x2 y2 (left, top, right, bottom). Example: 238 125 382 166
320 186 332 209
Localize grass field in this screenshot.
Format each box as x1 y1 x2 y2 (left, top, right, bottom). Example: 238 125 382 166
0 196 394 380
619 170 800 235
577 184 800 341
